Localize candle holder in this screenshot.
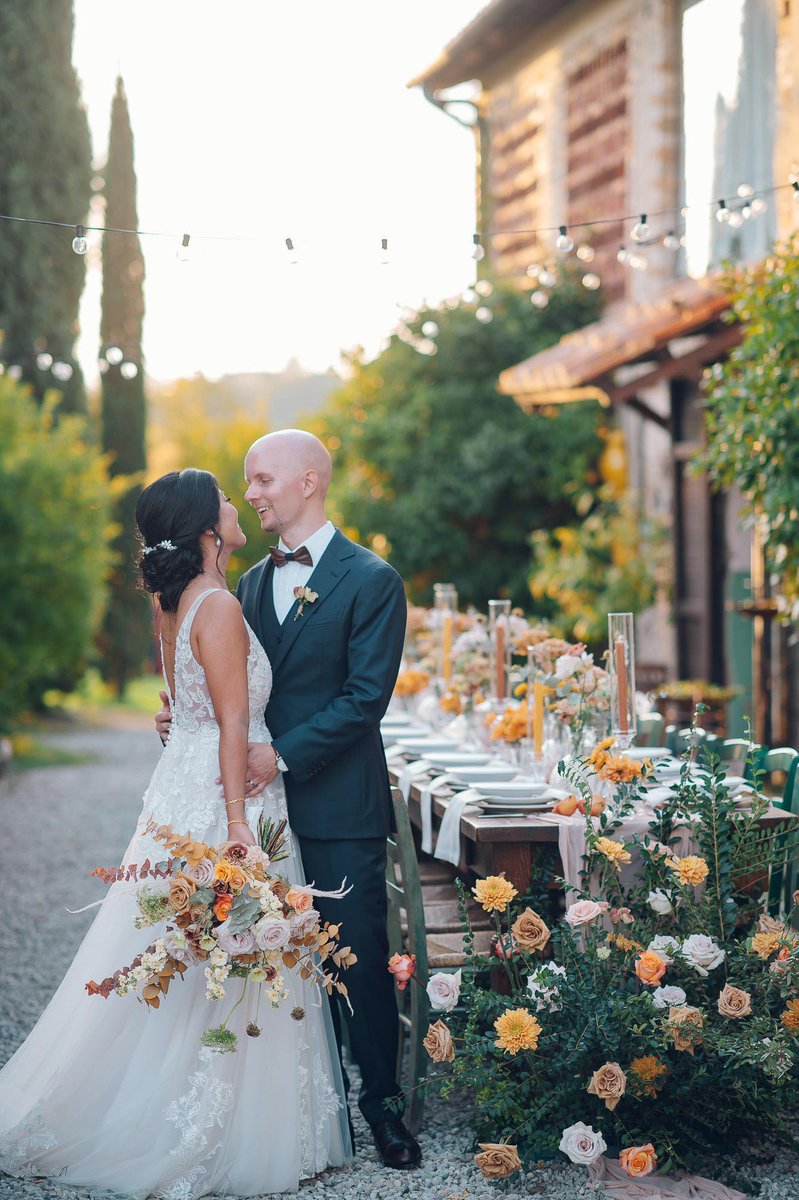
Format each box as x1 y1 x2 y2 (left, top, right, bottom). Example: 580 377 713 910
488 599 512 705
608 612 637 750
433 583 458 684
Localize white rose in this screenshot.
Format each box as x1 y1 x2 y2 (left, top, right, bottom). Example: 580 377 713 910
217 922 256 956
426 970 462 1012
648 888 674 915
681 933 725 977
565 899 609 927
290 909 321 939
555 654 583 681
648 935 680 964
164 930 192 963
254 916 291 952
651 985 687 1010
558 1121 607 1165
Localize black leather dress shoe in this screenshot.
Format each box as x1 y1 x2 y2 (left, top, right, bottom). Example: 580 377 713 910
371 1118 422 1169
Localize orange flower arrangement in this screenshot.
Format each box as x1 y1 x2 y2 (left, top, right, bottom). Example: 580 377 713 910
473 875 518 913
439 691 464 715
394 668 430 696
490 703 528 743
597 755 644 784
668 855 709 887
494 1009 542 1055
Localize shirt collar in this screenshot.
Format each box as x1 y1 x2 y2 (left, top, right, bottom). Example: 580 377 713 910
278 520 336 562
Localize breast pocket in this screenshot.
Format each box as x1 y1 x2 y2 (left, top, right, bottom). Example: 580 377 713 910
304 606 349 661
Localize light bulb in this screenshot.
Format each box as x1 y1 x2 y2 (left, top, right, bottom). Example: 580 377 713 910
105 345 123 366
538 267 555 288
285 237 298 264
576 244 595 262
555 225 573 253
581 273 601 290
715 200 731 224
379 237 389 265
530 290 549 309
421 321 439 338
36 352 53 370
471 234 485 261
72 224 88 255
98 359 109 374
475 278 493 296
526 263 540 279
617 246 629 265
741 204 752 220
792 181 799 202
475 306 493 323
121 361 139 380
662 232 680 251
631 214 650 242
750 197 767 215
727 210 744 229
462 288 476 304
631 254 648 271
416 339 437 356
737 183 754 198
51 361 73 381
8 365 22 380
177 233 191 262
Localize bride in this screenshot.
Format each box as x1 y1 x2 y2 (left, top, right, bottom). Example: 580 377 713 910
0 468 351 1198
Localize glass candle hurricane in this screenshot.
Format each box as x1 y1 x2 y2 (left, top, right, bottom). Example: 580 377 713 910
608 612 637 749
433 583 458 683
488 599 512 704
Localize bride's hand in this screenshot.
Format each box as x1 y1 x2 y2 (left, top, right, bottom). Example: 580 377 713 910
226 822 257 847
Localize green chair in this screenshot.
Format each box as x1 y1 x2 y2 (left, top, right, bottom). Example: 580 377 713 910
385 786 491 1132
718 738 767 779
634 712 665 747
765 753 799 917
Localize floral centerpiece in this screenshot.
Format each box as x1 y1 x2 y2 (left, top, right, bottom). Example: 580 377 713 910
540 641 611 753
398 745 799 1186
87 819 355 1052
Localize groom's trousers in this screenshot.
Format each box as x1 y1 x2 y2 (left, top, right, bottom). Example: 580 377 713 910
297 835 401 1127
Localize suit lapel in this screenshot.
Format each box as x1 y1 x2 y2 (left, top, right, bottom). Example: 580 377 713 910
269 530 355 676
250 556 277 652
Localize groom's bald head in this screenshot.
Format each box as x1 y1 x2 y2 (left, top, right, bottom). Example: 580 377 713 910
245 430 332 496
243 429 333 543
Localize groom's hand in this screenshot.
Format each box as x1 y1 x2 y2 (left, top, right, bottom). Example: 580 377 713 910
244 743 280 796
155 691 172 744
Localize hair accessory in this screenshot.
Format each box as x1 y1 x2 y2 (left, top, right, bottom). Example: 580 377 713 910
142 539 177 555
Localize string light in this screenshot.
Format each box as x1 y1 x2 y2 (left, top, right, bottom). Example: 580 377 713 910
471 233 485 261
530 290 549 309
662 231 680 251
285 236 298 264
631 214 650 243
555 225 573 253
581 273 601 290
537 266 555 288
380 237 389 265
737 183 754 198
120 361 139 380
421 320 439 337
71 224 88 254
616 246 629 265
105 345 123 366
475 306 493 323
35 352 53 370
576 244 595 262
474 278 494 296
715 199 731 224
51 361 73 381
177 233 191 262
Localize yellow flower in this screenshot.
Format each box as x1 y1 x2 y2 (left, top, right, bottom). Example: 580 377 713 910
607 933 644 953
781 999 799 1034
598 755 644 784
494 1009 542 1055
394 669 430 696
668 855 709 886
473 875 518 913
595 836 632 870
629 1056 668 1096
751 931 782 960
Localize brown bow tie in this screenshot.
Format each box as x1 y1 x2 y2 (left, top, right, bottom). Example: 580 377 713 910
270 544 313 568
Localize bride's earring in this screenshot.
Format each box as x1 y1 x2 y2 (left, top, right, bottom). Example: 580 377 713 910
215 536 222 547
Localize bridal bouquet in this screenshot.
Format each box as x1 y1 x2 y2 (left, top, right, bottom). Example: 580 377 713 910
86 818 356 1052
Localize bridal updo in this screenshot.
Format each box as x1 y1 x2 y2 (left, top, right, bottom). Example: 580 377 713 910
136 469 222 612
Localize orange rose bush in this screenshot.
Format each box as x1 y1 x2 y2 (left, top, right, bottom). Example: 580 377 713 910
397 736 799 1184
85 817 355 1052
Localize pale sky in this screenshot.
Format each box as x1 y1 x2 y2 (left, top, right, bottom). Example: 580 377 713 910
72 0 486 383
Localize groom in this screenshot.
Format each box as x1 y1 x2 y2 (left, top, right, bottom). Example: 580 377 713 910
158 430 419 1169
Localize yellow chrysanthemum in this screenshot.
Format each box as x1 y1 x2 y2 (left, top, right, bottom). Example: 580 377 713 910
494 1009 542 1055
473 875 518 913
781 999 799 1034
607 933 644 953
751 932 782 960
629 1056 668 1096
595 836 632 870
668 855 709 887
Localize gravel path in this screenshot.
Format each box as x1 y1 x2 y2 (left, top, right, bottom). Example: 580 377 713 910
1 716 799 1200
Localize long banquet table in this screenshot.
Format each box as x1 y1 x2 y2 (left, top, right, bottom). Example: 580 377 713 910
387 763 797 894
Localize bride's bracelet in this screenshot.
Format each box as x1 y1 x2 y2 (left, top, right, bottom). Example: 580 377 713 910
227 819 250 829
225 797 246 809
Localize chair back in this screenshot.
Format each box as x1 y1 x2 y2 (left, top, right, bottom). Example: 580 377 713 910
386 786 430 982
634 712 665 747
763 748 799 807
719 738 767 779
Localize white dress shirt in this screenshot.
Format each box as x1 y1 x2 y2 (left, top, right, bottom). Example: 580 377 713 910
271 519 336 624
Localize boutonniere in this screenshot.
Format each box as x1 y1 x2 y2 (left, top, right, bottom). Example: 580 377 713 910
293 586 318 620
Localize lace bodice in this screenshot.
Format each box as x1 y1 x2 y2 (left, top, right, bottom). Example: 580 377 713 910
162 589 272 738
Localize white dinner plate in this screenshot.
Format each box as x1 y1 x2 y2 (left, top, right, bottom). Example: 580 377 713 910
450 764 518 784
474 781 550 800
381 727 429 746
478 797 553 811
624 746 674 761
396 737 459 755
424 751 493 769
382 713 423 726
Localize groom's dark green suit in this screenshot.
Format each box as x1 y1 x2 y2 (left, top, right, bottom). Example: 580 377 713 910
236 528 407 1126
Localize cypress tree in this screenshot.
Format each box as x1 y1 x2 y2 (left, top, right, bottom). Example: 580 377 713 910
0 2 91 411
98 76 150 694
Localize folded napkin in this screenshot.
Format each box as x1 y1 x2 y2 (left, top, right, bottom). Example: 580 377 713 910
418 774 459 854
433 789 483 865
398 758 433 802
385 743 408 765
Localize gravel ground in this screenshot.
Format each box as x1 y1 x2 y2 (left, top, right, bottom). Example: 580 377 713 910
2 716 799 1200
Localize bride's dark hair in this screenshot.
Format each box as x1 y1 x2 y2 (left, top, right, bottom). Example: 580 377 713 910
136 469 222 612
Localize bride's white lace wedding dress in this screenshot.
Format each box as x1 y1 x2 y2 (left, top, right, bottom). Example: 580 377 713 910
0 589 351 1198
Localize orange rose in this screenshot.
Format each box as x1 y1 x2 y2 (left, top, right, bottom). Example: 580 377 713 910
213 893 233 922
286 888 313 913
634 950 667 987
168 872 198 914
619 1143 657 1178
214 860 237 886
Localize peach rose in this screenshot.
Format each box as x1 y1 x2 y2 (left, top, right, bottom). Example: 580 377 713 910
474 1143 521 1179
565 899 609 927
586 1061 626 1111
286 887 313 912
717 983 752 1019
634 950 667 987
168 872 198 914
213 892 233 922
423 1020 455 1063
667 1005 704 1053
388 953 417 990
511 908 550 953
620 1143 657 1178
